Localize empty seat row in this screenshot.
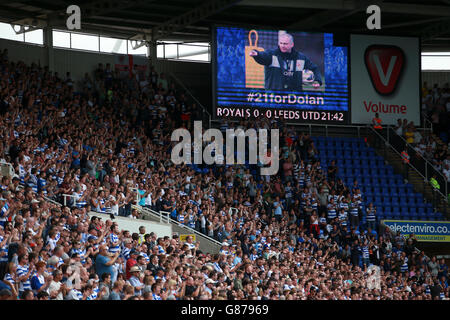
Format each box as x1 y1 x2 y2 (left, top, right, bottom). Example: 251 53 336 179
315 136 437 224
378 212 443 221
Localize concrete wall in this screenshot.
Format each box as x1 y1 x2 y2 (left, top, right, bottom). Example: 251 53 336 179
137 206 221 254
0 39 45 66
157 59 212 110
88 212 173 238
0 38 116 88
53 47 115 84
171 223 221 254
0 39 212 107
422 71 450 88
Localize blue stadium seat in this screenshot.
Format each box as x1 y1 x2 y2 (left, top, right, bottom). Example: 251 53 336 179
409 211 418 219
398 189 406 198
338 154 353 161
399 198 407 207
378 170 388 177
391 211 401 219
428 212 436 220
416 200 425 208
381 189 390 198
408 206 417 214
400 208 409 217
351 151 360 158
417 211 427 219
391 198 400 207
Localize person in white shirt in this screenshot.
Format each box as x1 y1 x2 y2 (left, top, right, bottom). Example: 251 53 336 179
413 128 422 144
127 266 144 295
48 269 66 300
394 119 403 136
145 191 152 208
443 164 450 182
109 189 119 216
185 236 196 250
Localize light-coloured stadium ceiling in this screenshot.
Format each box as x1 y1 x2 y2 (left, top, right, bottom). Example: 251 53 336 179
0 0 450 50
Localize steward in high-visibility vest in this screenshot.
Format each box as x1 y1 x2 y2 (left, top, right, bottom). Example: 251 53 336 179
372 112 382 130
401 150 410 164
430 176 440 190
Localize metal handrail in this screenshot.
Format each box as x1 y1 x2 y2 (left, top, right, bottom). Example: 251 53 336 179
386 125 448 201
63 194 78 207
368 125 427 180
421 111 433 132
131 187 141 206
159 210 171 224
211 120 366 137
168 71 211 128
136 204 223 246
132 204 170 225
368 125 448 210
211 119 432 133
43 195 64 207
0 161 17 178
16 181 62 207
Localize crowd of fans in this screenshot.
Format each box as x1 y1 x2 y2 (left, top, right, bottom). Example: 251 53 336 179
393 117 449 182
421 82 450 182
0 47 448 300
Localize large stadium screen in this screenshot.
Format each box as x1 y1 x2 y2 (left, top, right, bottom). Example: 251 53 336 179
213 26 349 124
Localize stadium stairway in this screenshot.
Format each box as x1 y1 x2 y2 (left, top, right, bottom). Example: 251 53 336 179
133 205 222 254
381 147 450 218
314 136 446 225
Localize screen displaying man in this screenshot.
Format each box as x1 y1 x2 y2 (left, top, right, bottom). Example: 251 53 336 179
249 33 323 91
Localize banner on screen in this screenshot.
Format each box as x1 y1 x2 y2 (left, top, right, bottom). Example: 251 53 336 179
214 26 349 123
383 220 450 242
351 35 420 125
179 234 197 242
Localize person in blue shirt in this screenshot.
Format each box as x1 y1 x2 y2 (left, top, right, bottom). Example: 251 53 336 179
109 281 123 300
438 258 448 280
95 245 119 280
137 186 147 207
30 261 52 296
273 196 283 223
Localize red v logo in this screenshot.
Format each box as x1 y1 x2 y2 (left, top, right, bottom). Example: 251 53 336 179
364 45 404 95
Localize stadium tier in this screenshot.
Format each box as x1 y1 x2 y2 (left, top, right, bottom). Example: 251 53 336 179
0 49 448 301
315 137 445 222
